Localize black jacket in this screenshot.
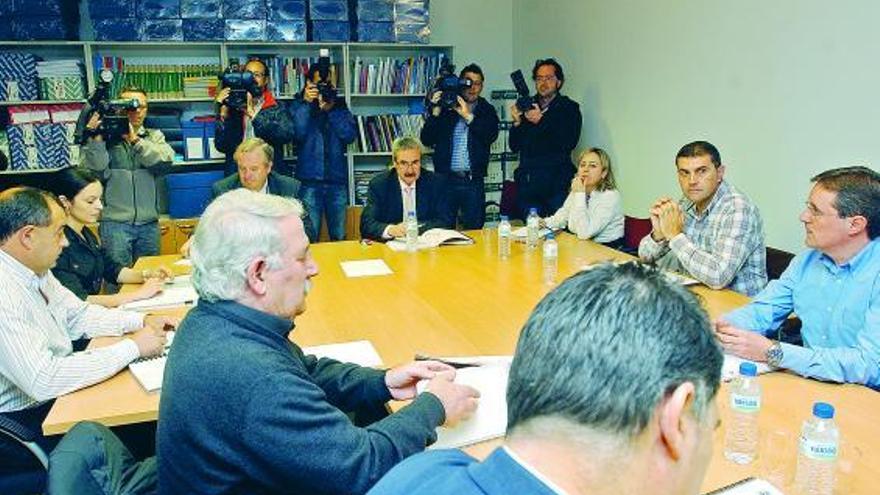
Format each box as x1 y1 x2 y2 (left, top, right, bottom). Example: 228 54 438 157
359 169 453 241
53 226 124 300
509 93 582 176
214 90 295 177
420 97 500 178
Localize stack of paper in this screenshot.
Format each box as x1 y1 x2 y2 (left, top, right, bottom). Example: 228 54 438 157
128 332 174 392
120 285 198 311
303 340 383 367
722 354 771 382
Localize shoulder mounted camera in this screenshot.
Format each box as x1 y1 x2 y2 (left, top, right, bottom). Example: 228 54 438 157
431 62 472 111
219 64 262 112
74 69 141 145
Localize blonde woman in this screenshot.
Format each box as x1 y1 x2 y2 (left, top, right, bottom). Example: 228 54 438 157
543 147 624 247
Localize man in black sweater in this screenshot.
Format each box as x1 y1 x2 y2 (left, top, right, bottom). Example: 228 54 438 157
421 63 499 229
509 58 582 219
157 189 478 495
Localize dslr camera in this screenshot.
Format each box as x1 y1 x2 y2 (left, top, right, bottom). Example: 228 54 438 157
74 69 140 144
510 69 535 112
219 64 262 111
432 62 472 111
311 49 338 105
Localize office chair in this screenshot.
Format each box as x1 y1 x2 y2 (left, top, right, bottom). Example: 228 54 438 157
622 215 652 255
0 414 49 495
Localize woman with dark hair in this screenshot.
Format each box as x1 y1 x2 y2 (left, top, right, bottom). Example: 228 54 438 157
50 167 173 307
542 147 624 248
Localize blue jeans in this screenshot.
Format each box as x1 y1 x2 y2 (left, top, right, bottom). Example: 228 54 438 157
99 221 160 269
299 182 348 242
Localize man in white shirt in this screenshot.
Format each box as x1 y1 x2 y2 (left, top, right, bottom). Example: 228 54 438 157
0 187 175 471
359 136 453 241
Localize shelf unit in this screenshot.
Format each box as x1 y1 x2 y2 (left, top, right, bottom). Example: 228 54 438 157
0 40 452 207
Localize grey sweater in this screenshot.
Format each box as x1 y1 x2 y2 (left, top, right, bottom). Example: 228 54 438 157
157 300 446 495
80 129 174 224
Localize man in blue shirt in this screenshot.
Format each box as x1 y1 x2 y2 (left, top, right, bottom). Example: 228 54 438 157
717 166 880 387
369 263 723 495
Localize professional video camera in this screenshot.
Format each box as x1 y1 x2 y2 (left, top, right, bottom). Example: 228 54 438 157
431 61 472 111
74 69 140 144
510 69 535 113
312 48 338 104
218 64 262 112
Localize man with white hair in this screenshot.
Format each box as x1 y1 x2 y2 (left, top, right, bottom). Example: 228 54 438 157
157 189 480 494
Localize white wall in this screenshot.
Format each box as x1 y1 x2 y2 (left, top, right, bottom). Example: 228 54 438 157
430 0 514 98
512 0 880 252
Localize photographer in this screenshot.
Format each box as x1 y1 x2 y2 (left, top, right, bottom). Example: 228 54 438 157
420 63 499 229
289 63 357 242
214 59 295 177
81 86 174 271
509 58 582 219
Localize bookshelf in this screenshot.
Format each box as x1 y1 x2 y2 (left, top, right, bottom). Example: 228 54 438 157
0 40 452 207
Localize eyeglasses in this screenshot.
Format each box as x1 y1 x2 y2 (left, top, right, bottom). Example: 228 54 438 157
248 71 266 78
396 160 420 169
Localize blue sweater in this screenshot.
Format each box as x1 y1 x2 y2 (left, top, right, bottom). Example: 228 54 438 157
157 300 446 495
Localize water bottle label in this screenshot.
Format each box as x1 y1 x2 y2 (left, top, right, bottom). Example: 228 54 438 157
730 393 760 413
800 437 838 461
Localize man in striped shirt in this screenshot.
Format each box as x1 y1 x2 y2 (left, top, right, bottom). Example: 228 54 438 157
0 187 174 471
639 141 767 295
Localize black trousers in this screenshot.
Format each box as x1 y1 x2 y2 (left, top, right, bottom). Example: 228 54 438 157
444 173 486 230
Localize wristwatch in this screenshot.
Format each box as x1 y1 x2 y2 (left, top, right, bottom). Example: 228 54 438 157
765 340 784 368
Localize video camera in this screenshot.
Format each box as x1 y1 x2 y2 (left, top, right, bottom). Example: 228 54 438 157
432 61 472 111
74 69 140 144
312 49 338 105
219 64 262 111
510 69 535 112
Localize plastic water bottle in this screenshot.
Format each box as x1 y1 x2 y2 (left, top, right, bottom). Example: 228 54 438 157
526 208 540 250
405 211 419 252
498 216 512 260
724 362 761 464
542 232 558 285
795 402 840 495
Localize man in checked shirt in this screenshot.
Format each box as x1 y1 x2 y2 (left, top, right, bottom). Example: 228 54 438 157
639 141 767 295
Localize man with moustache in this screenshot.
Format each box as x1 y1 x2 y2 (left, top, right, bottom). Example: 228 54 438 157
421 63 499 229
359 136 453 241
717 166 880 387
639 140 767 296
157 189 479 494
509 58 582 219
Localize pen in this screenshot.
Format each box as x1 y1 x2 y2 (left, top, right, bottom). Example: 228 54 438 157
414 353 479 369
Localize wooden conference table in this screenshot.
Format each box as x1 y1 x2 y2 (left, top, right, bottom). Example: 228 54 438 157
43 232 877 493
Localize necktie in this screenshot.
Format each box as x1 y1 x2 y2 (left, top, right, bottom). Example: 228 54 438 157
404 187 415 220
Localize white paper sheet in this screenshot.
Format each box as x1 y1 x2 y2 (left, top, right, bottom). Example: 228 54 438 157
120 286 198 311
303 340 383 368
722 354 772 382
340 259 393 278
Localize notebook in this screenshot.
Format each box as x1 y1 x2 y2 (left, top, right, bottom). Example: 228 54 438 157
128 332 174 392
386 229 475 251
120 286 198 311
419 358 512 450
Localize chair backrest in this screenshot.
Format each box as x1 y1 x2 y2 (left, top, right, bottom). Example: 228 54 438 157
0 414 48 495
623 216 653 253
499 180 518 219
766 246 796 281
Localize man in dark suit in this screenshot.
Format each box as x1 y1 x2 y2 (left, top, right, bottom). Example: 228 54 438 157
180 138 311 255
211 137 302 199
360 137 453 241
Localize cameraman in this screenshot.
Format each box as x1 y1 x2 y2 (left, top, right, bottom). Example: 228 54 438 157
421 63 499 229
81 86 174 271
289 64 357 242
509 58 582 219
214 59 295 177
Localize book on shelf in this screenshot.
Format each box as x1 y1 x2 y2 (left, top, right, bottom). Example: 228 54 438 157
354 169 385 205
351 54 447 95
355 114 424 153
